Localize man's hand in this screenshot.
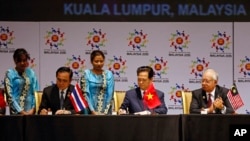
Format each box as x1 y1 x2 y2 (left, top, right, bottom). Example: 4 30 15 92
208 103 215 113
40 108 48 115
55 109 71 115
118 109 127 115
213 97 224 110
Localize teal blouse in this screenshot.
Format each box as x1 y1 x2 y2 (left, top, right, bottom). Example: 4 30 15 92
81 69 114 114
4 68 39 114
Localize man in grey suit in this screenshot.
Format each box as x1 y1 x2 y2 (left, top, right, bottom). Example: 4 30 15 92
190 68 234 114
38 67 76 115
118 66 167 115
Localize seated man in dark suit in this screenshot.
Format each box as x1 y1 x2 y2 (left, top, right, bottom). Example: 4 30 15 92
190 68 234 114
38 67 76 115
118 66 167 115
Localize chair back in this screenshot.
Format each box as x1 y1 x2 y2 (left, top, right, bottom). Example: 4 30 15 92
0 88 6 115
113 91 126 112
181 91 192 114
0 88 6 102
35 91 43 115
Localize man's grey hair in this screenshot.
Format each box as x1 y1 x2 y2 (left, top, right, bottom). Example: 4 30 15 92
203 68 219 81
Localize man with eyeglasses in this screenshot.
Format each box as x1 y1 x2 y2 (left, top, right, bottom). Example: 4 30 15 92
118 66 167 115
190 68 234 114
38 67 76 115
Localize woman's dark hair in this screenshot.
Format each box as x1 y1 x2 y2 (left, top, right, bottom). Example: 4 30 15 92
56 67 73 79
137 66 155 79
13 48 30 62
90 50 105 62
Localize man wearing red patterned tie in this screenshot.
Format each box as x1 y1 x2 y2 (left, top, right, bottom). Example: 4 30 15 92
118 66 167 115
190 68 234 114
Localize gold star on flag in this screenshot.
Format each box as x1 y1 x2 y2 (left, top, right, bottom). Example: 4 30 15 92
146 93 153 100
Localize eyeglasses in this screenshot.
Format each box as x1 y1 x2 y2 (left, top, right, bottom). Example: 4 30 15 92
201 79 214 83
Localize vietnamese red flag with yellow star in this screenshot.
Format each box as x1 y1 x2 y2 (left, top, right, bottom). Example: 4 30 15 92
143 83 161 109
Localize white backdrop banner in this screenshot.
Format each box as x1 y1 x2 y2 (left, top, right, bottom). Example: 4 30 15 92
0 22 248 114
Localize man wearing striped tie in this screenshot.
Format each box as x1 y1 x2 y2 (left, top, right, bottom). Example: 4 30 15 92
190 68 235 114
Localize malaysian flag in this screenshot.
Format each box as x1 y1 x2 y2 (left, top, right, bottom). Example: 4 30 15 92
69 83 88 113
227 83 244 111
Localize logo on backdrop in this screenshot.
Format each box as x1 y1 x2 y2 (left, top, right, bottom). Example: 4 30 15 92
44 27 66 54
149 56 169 83
126 29 149 56
0 26 15 53
45 81 55 87
169 30 191 57
168 83 189 110
246 109 250 114
27 57 37 69
107 55 128 82
237 56 250 83
189 57 210 83
85 28 107 55
128 82 139 90
210 31 232 57
65 55 86 82
0 80 4 88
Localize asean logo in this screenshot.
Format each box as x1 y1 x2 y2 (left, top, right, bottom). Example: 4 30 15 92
0 26 15 48
45 28 65 49
210 31 231 52
113 63 120 70
28 57 36 68
169 30 190 52
0 80 4 88
86 28 107 50
238 56 250 77
168 83 189 105
190 57 210 78
65 55 85 77
128 82 139 90
149 56 168 78
127 29 148 51
107 55 127 77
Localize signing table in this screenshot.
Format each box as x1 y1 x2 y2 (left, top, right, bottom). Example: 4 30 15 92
182 114 250 141
1 114 250 141
0 115 23 141
25 115 180 141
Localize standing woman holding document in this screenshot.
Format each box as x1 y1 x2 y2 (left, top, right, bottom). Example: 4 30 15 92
80 50 115 115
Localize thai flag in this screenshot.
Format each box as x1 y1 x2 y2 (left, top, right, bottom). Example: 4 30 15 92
69 83 88 112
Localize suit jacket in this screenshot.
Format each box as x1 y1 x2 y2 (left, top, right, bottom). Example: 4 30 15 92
190 85 234 114
120 87 168 114
38 84 75 115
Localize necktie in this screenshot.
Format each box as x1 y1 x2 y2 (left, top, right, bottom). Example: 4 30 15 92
142 91 147 110
60 91 64 109
142 91 146 97
207 94 212 107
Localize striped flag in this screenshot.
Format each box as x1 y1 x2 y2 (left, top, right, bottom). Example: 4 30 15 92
227 83 244 111
69 83 88 112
